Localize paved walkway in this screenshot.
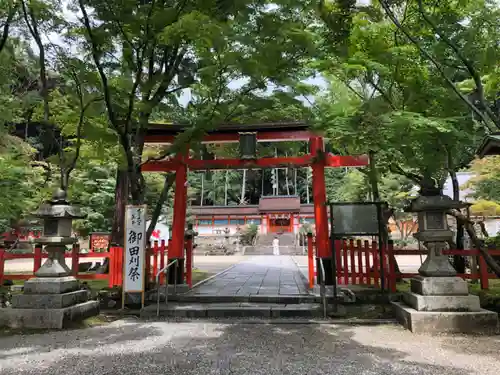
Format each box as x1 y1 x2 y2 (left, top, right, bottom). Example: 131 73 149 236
1 319 500 374
188 255 309 296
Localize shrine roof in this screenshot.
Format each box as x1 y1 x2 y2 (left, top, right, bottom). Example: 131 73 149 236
146 121 309 136
477 133 500 158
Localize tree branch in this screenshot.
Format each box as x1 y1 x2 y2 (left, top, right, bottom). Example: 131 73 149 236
378 0 497 132
78 0 122 138
389 163 423 183
447 209 500 277
22 1 50 123
417 0 500 128
366 73 397 110
0 2 16 54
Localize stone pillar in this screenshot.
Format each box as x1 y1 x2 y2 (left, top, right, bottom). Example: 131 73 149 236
392 194 498 334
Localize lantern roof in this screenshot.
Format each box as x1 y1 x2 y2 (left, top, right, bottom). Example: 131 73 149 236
32 189 85 219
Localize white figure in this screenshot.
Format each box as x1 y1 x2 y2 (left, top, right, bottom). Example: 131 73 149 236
272 236 280 256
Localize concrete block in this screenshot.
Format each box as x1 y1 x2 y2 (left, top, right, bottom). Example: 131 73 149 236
23 277 79 295
0 301 99 329
392 301 498 335
410 276 468 296
403 292 481 312
12 290 88 309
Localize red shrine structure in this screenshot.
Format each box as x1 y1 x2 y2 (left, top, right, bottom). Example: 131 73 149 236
141 121 369 285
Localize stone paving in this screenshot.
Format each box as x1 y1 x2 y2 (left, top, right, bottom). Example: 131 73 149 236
188 255 309 297
1 319 500 374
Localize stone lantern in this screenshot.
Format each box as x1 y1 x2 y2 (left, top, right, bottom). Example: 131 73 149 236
33 189 84 277
409 194 466 277
0 189 99 329
392 193 498 334
239 132 257 160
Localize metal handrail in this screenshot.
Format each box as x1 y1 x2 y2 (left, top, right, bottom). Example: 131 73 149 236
318 258 327 319
156 259 178 317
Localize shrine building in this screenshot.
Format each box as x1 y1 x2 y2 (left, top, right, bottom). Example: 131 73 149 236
191 196 316 236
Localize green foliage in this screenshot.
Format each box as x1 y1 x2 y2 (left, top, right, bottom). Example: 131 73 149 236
0 137 46 232
240 224 258 246
466 156 500 203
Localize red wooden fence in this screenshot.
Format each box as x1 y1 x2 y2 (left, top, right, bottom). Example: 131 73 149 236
334 239 500 292
0 240 171 288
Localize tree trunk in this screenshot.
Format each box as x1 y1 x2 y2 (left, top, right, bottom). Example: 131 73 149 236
111 169 129 246
449 170 466 273
241 169 246 204
368 150 380 201
146 173 175 240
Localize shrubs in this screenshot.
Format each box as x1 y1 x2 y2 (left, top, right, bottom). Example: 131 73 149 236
240 224 258 246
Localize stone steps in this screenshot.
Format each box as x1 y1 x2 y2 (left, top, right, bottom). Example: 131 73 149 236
141 302 325 318
155 294 331 304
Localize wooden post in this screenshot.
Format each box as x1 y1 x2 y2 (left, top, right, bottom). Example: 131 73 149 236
33 245 42 273
185 236 193 288
307 233 314 288
342 239 349 284
0 248 5 286
335 239 342 284
349 239 356 284
108 247 116 288
388 241 396 292
364 240 371 285
356 239 363 285
160 240 166 284
114 246 124 287
372 241 380 286
153 240 159 283
71 243 80 277
479 254 489 290
145 241 152 284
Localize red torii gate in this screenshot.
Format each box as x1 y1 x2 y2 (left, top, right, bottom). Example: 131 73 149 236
141 121 369 285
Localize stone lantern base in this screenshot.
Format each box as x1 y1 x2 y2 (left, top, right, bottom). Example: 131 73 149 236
0 276 99 329
392 276 498 334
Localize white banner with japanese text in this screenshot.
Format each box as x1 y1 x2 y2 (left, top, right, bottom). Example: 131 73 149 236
123 205 147 293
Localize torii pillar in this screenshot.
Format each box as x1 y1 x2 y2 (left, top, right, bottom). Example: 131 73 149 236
168 152 188 284
309 136 333 285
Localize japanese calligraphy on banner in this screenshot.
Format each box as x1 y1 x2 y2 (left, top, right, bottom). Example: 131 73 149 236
123 205 147 293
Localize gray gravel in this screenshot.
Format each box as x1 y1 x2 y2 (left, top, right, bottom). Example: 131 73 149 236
1 319 499 375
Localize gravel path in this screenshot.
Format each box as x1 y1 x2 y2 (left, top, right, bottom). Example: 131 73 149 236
1 319 499 375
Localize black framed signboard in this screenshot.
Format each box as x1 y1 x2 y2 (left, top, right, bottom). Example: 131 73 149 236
330 202 381 236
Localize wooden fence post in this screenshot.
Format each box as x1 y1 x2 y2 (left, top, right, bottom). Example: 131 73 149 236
185 236 193 288
479 253 489 290
372 241 380 286
307 233 314 288
363 240 371 285
153 241 159 283
33 245 42 273
108 247 115 288
0 248 5 286
71 243 80 277
388 241 397 292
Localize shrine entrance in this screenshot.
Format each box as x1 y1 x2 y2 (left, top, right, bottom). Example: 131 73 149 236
141 121 369 287
269 216 292 233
